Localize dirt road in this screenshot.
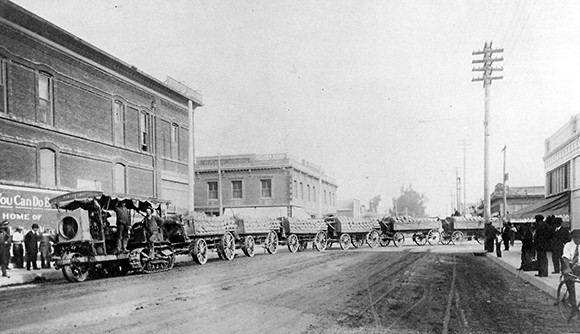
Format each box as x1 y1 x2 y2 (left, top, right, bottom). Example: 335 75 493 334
1 246 578 333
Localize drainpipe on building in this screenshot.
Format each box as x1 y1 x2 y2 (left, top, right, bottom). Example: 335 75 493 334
188 100 196 214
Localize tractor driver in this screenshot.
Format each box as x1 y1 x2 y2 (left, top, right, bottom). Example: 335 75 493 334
142 207 163 257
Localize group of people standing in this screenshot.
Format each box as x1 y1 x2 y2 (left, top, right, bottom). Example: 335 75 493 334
0 220 56 278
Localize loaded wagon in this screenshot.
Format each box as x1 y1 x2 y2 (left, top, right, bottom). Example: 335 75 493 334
325 216 382 250
379 216 441 246
277 217 328 252
439 216 485 244
164 212 281 265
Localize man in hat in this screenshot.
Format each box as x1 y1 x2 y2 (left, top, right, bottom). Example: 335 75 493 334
551 217 570 274
534 214 553 277
11 225 24 269
0 220 11 277
562 229 580 314
24 223 40 270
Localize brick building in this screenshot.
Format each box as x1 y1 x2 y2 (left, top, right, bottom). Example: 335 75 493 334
194 154 338 218
489 183 545 217
0 1 202 229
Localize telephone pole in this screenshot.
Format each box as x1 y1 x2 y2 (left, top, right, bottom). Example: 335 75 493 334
472 41 503 223
458 136 472 215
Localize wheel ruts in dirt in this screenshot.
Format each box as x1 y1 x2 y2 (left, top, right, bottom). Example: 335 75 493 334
314 231 328 252
339 233 351 250
62 252 90 282
287 234 299 253
393 232 405 247
427 229 440 246
366 230 380 248
219 232 236 261
191 238 209 265
242 235 256 257
265 230 279 254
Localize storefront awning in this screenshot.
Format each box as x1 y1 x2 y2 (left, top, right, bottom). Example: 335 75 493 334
509 192 570 219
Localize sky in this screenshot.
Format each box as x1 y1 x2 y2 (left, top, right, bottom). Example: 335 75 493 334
10 0 580 216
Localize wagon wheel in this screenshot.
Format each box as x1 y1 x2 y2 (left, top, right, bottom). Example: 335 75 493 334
219 232 236 261
287 234 299 253
366 230 380 249
427 229 440 246
413 232 427 246
265 231 279 254
379 233 390 247
242 236 256 258
339 234 351 250
440 231 452 245
314 231 328 252
62 252 90 282
297 240 308 252
191 238 208 265
451 231 465 245
351 237 364 248
393 232 405 247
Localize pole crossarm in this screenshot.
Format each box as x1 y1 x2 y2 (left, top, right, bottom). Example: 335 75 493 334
471 41 504 223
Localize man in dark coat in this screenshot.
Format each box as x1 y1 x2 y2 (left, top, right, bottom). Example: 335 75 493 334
518 222 535 270
484 220 499 253
501 221 513 251
551 217 570 274
142 207 163 257
0 220 11 278
114 201 131 253
24 223 40 270
534 214 553 277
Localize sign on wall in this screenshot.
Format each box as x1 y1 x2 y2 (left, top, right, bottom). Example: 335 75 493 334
0 185 63 230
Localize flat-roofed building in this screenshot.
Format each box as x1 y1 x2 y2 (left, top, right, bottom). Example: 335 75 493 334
194 153 338 218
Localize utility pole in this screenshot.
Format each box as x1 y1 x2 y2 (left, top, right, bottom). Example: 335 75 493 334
502 145 508 220
456 168 462 214
218 153 223 216
472 41 504 223
458 136 472 215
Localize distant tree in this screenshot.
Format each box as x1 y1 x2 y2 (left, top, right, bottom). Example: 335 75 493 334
388 185 428 218
368 195 381 213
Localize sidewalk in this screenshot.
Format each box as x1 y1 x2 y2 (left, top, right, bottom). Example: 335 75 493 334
0 263 62 287
485 240 562 299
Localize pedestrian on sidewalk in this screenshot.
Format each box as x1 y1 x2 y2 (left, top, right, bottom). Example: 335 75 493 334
501 221 513 251
561 229 580 310
484 220 499 253
534 214 552 277
551 217 570 274
518 222 536 270
24 224 40 270
11 226 24 269
0 221 11 278
39 228 54 269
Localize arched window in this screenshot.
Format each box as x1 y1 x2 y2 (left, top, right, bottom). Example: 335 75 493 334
113 163 126 194
39 148 56 187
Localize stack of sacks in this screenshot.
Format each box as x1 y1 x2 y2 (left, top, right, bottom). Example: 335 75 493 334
336 216 375 233
236 216 280 234
183 212 237 236
286 217 326 234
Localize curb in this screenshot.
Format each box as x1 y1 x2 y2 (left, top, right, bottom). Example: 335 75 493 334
486 253 558 299
0 269 62 287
